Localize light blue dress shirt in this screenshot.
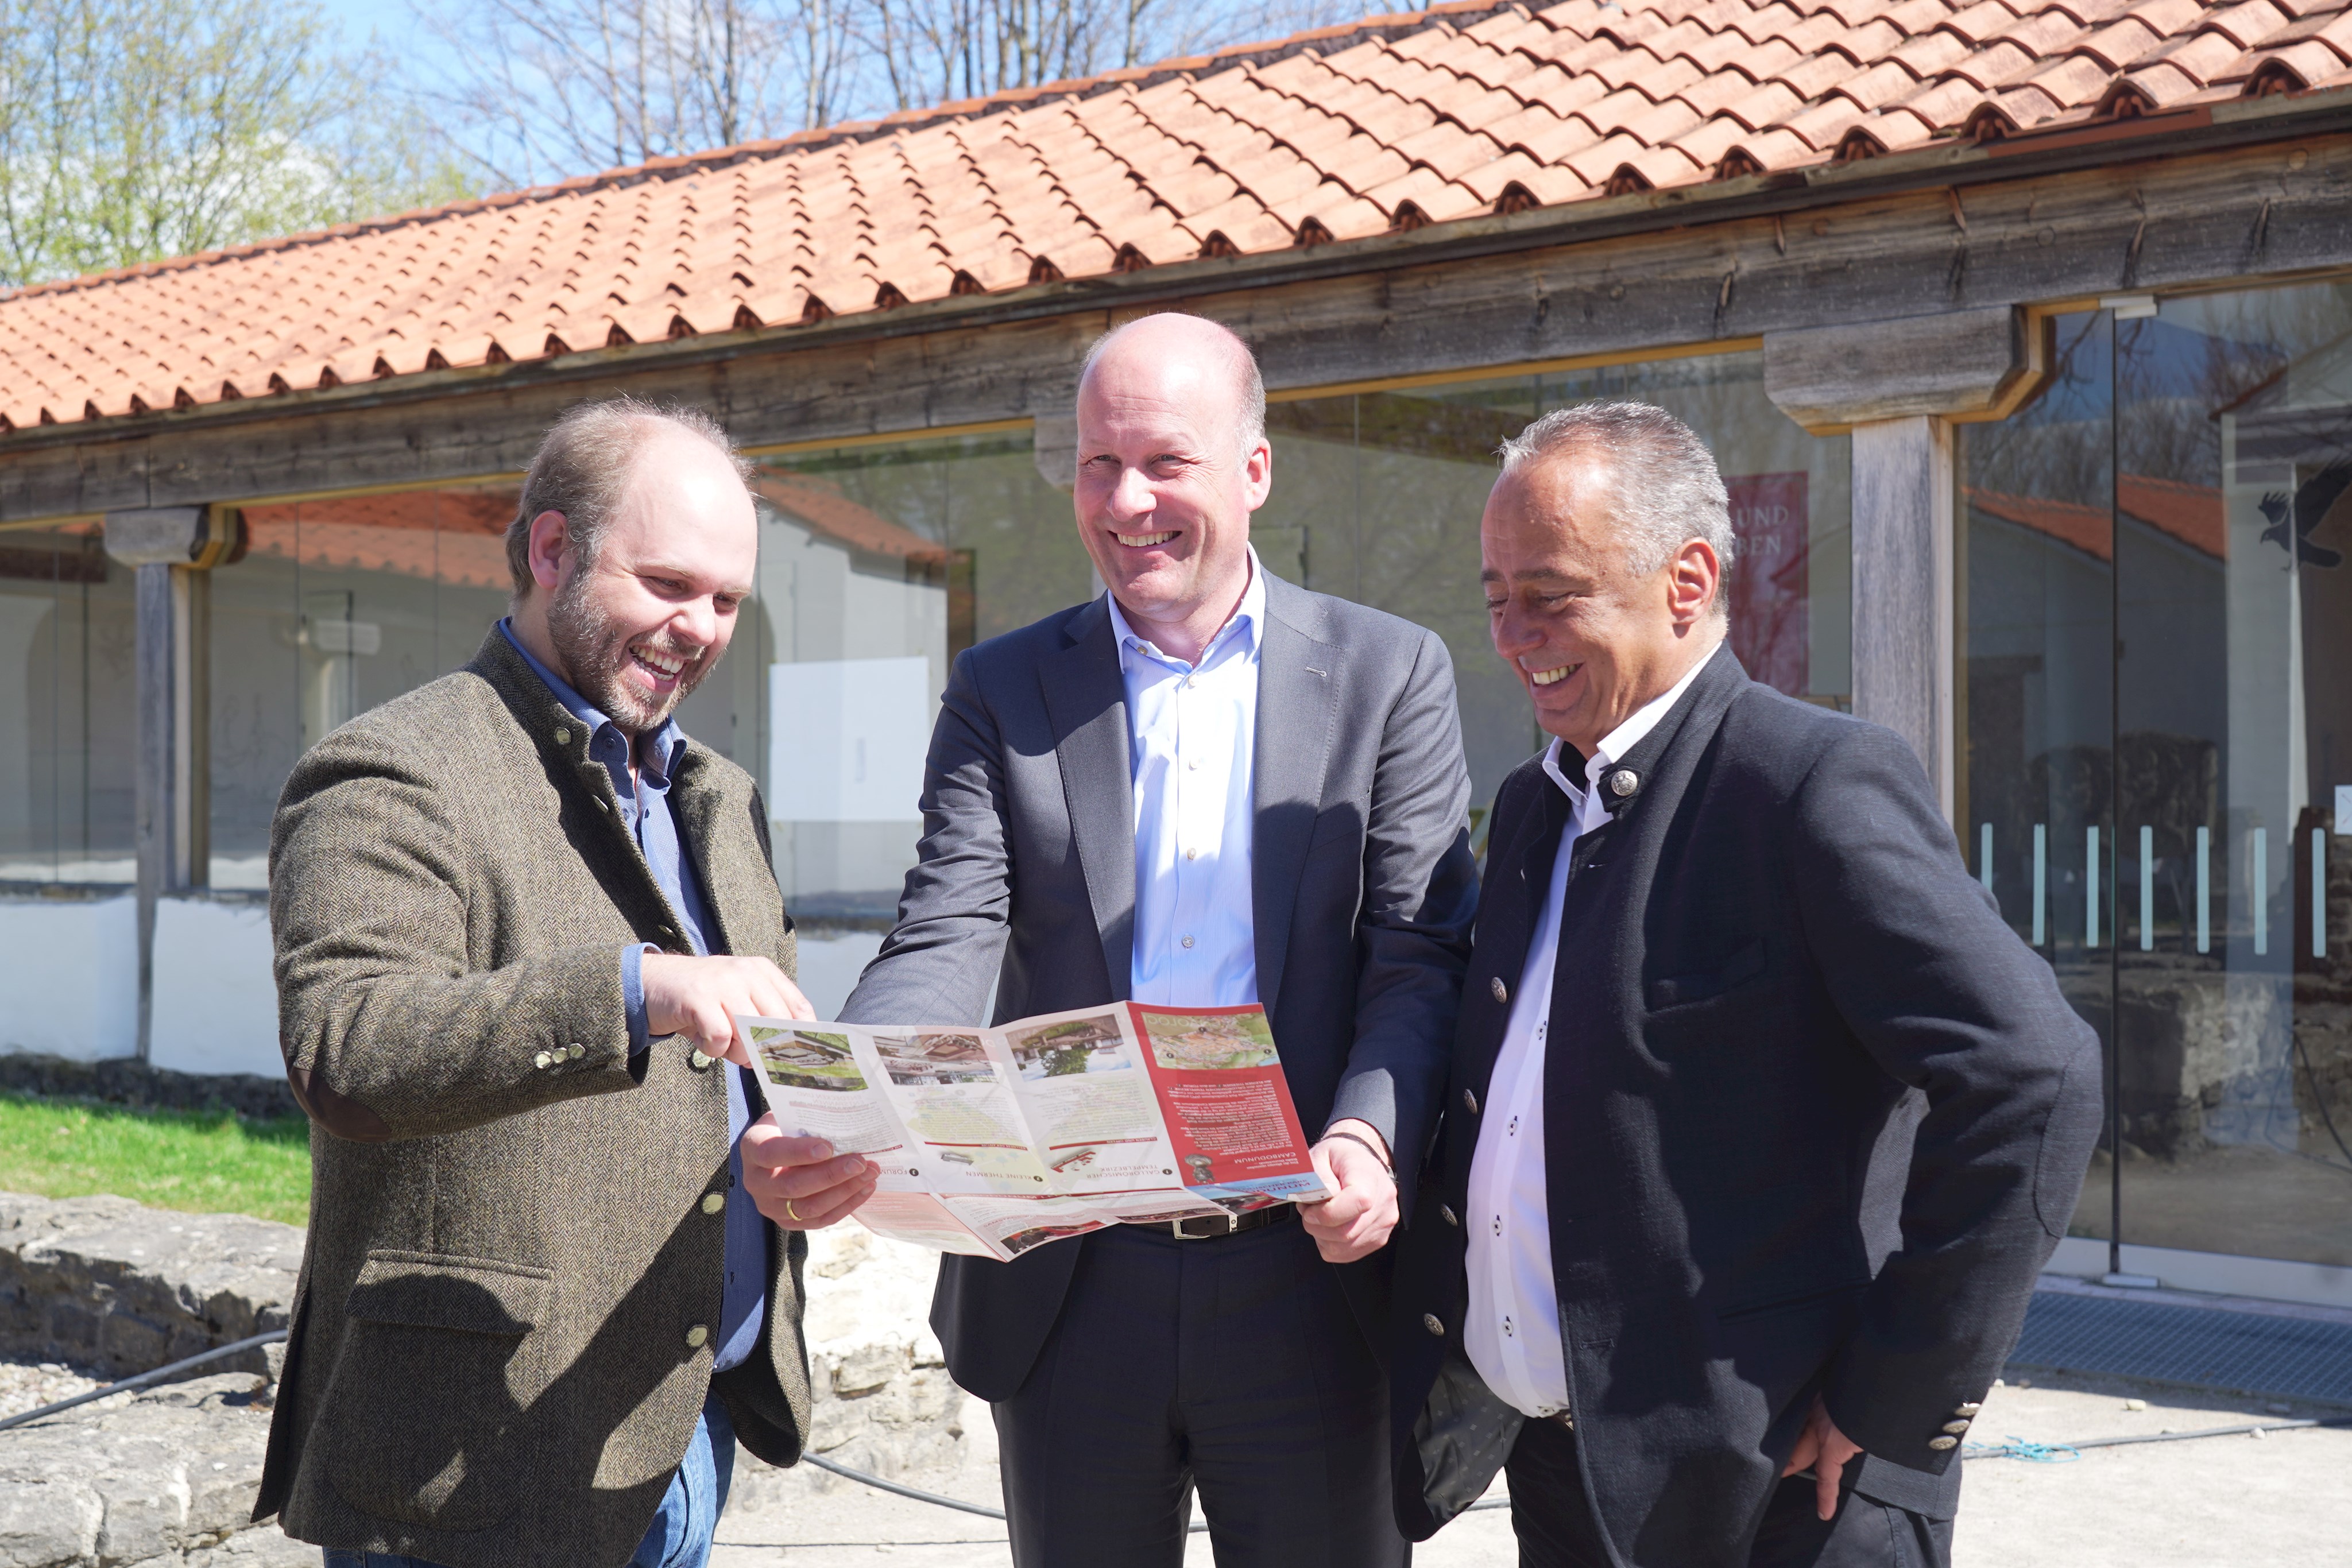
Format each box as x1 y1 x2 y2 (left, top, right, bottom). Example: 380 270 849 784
498 621 767 1374
1107 551 1267 1006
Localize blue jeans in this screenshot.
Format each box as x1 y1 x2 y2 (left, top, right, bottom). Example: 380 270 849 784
323 1392 736 1568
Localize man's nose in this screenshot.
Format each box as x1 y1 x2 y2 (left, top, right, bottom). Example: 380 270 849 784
1108 464 1156 520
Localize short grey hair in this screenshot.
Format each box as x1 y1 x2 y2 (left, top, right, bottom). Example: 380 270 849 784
1496 400 1734 615
505 397 751 596
1078 315 1267 459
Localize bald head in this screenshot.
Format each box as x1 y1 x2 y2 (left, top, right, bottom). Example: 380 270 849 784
1080 314 1266 460
1071 312 1272 665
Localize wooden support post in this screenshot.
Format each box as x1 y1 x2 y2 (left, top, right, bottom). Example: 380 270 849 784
103 506 229 1062
1850 417 1955 822
1766 307 2043 826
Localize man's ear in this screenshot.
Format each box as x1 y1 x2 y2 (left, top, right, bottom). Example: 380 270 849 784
1667 537 1721 627
527 510 572 593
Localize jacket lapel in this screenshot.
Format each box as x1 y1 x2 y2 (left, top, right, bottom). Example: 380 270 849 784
670 749 747 957
1461 777 1569 1102
1251 578 1339 1018
1041 599 1139 1002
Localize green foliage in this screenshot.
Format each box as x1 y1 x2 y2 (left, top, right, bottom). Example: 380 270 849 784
0 1093 311 1226
0 0 475 289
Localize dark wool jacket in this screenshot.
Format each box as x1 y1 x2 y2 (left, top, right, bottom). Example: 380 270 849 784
1391 643 2102 1565
258 629 811 1568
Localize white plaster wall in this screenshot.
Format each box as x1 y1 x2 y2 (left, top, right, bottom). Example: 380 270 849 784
792 930 883 1020
150 897 281 1077
0 896 138 1060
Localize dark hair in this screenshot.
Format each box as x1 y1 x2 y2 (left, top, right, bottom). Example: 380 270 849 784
504 397 751 597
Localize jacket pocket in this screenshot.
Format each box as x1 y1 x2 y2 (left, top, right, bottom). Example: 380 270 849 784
325 1252 552 1533
1646 939 1767 1011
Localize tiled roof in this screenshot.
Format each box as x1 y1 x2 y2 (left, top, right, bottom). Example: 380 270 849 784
5 0 2349 433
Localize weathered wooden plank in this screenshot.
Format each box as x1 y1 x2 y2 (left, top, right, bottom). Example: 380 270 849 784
1763 306 2029 431
4 131 2351 520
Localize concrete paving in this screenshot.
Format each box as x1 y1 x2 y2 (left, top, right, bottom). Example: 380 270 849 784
713 1370 2352 1566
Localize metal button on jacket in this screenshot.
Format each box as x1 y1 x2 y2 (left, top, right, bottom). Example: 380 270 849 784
1463 1088 1479 1115
1421 1314 1445 1338
1490 975 1508 1004
701 1192 725 1215
554 727 571 745
533 1051 552 1070
1955 1402 1982 1416
1927 1435 1958 1451
1438 1205 1459 1227
1941 1419 1971 1434
684 1323 709 1350
1606 768 1639 799
689 1050 713 1071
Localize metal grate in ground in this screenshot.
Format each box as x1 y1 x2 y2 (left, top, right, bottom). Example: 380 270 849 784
2007 1290 2352 1407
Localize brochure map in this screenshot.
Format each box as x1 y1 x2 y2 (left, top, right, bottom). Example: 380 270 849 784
736 1002 1333 1260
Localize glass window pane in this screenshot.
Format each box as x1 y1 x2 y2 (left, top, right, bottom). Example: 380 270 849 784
1260 351 1852 836
2111 282 2352 1266
0 522 131 883
1956 311 2119 1252
211 489 518 889
753 435 1087 922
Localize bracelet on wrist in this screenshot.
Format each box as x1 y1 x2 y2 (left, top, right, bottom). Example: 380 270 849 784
1322 1129 1394 1178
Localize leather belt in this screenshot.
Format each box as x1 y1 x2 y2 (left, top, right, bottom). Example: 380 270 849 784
1129 1203 1298 1240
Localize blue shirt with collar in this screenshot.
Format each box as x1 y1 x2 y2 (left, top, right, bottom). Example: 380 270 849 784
499 619 767 1373
1106 549 1266 1006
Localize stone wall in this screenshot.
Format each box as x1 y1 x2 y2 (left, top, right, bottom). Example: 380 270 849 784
0 1192 962 1566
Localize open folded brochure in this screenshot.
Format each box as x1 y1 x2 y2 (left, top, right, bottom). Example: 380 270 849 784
736 1002 1335 1260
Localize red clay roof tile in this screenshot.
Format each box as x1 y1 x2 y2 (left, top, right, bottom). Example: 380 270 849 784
2 0 2302 433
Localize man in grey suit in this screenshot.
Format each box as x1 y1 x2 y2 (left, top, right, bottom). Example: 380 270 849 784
842 313 1479 1566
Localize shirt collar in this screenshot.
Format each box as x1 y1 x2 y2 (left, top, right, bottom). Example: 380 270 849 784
499 618 687 782
1539 642 1716 802
1107 547 1266 674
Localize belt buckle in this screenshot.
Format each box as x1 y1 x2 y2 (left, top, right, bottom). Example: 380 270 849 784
1170 1212 1240 1240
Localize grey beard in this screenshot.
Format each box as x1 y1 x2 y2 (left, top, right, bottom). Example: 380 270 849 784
547 570 710 735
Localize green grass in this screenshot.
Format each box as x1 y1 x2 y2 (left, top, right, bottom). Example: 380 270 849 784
0 1093 311 1227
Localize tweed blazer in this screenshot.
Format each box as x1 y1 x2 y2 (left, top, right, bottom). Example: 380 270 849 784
256 628 812 1568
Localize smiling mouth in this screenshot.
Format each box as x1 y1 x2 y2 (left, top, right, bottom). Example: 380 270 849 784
1529 664 1578 687
630 641 694 683
1111 530 1177 548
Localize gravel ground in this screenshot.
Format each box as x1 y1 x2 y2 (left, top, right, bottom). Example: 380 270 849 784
713 1372 2351 1566
0 1354 107 1421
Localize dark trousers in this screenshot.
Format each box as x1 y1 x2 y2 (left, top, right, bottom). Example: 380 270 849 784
993 1218 1408 1568
1503 1415 1953 1568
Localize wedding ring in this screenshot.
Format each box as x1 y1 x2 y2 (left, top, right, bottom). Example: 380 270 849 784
785 1198 803 1224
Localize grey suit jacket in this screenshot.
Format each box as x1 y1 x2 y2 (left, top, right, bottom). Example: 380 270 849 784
842 572 1480 1400
258 629 813 1568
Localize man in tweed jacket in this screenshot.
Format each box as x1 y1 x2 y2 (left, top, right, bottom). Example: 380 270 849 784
259 400 877 1568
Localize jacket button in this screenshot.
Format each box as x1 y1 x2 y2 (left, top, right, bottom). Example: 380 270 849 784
1422 1314 1445 1338
689 1050 714 1071
595 797 610 813
701 1193 725 1215
1955 1403 1982 1416
570 1044 586 1060
1606 768 1639 799
554 727 571 745
1463 1089 1479 1115
1438 1205 1459 1227
533 1051 552 1069
1941 1419 1971 1434
1490 976 1508 1004
685 1324 709 1350
1927 1435 1958 1451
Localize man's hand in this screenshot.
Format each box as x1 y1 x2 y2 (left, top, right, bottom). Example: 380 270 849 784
1300 1118 1399 1264
1781 1393 1865 1521
641 953 813 1068
741 1116 879 1229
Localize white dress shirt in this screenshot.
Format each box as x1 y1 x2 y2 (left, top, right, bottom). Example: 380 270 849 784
1464 652 1712 1418
1109 550 1267 1006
